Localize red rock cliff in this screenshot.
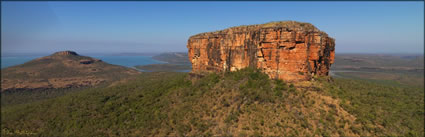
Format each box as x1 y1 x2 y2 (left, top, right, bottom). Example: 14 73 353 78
187 21 335 81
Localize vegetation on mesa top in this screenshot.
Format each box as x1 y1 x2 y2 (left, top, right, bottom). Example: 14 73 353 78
191 21 324 38
232 21 317 30
1 68 423 136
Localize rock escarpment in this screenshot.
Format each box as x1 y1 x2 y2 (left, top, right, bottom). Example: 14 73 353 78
52 51 79 56
187 21 335 81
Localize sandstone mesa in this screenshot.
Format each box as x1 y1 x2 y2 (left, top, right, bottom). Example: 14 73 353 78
187 21 335 81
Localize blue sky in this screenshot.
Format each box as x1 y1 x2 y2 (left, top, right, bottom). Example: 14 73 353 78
1 2 424 54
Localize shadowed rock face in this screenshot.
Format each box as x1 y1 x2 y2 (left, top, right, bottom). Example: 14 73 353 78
187 21 335 81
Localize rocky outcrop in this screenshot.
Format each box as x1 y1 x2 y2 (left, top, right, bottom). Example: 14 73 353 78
79 59 102 64
52 51 78 56
187 21 335 81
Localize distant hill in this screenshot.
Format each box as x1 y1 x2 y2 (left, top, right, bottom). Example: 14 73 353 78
332 54 424 70
1 51 141 92
112 52 159 56
135 64 191 72
152 52 190 65
331 54 424 87
134 52 192 72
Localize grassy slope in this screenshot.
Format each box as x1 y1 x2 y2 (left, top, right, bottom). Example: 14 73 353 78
1 87 88 107
1 69 423 136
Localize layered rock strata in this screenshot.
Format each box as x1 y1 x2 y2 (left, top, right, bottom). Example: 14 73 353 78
187 21 335 81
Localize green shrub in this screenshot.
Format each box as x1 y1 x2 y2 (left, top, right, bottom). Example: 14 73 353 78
225 111 240 124
298 72 304 75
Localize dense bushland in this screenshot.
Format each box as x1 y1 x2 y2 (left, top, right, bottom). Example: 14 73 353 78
1 68 423 136
320 77 424 136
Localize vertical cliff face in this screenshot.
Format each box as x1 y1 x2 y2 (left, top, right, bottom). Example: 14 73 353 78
187 21 335 82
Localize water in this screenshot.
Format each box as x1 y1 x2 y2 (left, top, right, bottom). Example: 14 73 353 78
92 56 165 67
1 56 43 69
1 55 165 69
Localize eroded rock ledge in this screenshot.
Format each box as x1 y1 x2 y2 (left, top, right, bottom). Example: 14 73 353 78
187 21 335 81
52 51 79 56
